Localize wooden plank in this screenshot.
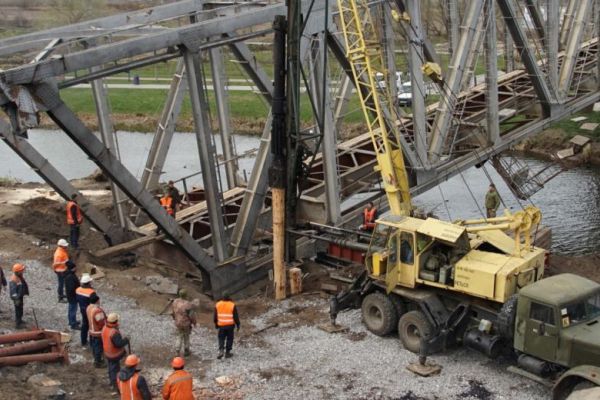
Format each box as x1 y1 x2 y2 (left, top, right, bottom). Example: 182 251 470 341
92 234 165 258
139 187 245 232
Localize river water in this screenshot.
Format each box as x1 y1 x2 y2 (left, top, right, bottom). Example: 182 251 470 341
1 129 599 256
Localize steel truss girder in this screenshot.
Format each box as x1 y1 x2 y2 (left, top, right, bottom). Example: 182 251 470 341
497 0 557 113
0 115 124 245
31 82 247 297
558 0 593 98
428 0 485 164
0 3 286 85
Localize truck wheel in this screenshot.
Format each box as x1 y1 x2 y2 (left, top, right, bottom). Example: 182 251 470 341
398 310 433 353
496 294 518 340
361 292 398 336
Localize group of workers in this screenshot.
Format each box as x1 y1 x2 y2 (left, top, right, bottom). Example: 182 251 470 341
0 187 241 399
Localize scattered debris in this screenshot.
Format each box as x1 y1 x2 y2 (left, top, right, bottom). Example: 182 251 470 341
0 330 69 367
571 116 588 122
556 135 592 161
215 375 234 386
27 374 66 400
145 275 179 295
318 323 350 333
459 379 493 400
593 102 600 112
580 122 599 132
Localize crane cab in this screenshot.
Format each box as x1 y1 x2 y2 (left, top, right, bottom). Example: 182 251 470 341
367 215 546 303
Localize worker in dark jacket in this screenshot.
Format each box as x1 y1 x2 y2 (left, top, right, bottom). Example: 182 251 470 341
76 273 96 346
214 294 240 359
102 313 130 391
9 263 29 328
0 265 7 311
64 262 81 330
167 180 182 218
485 183 501 218
117 354 152 400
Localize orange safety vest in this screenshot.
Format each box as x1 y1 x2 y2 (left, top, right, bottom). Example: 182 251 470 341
87 304 106 337
102 324 126 359
53 247 69 273
66 201 83 225
118 372 142 400
363 207 377 229
161 370 194 400
160 196 174 216
76 286 96 299
216 300 235 327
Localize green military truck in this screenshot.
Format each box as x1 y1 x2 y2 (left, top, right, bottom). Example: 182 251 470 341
506 273 600 399
330 272 600 399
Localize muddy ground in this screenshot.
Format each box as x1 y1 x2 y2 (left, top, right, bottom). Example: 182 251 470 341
0 180 597 399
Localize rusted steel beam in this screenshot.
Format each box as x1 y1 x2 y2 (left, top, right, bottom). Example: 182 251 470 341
0 330 45 345
0 339 55 357
0 351 67 366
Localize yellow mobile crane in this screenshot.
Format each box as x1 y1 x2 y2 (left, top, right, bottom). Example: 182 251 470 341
330 0 548 354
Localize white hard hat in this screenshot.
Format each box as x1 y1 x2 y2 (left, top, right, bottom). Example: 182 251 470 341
57 239 69 247
80 273 93 284
107 313 119 323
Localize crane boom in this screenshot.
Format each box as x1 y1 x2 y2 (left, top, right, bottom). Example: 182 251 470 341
336 0 412 216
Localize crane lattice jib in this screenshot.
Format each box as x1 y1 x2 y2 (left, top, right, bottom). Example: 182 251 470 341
337 0 412 216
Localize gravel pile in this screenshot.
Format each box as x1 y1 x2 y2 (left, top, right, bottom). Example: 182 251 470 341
0 257 550 399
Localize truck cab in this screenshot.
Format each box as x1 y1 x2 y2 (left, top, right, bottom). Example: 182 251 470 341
515 274 600 368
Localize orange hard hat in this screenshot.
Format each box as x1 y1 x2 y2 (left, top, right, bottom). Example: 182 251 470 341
125 354 140 367
12 263 25 273
171 357 185 369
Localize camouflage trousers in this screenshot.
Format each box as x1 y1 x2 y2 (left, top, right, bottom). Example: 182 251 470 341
177 327 191 355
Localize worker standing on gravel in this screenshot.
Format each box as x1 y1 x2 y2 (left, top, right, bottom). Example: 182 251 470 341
0 266 7 310
9 263 29 329
117 354 152 400
162 357 194 400
53 239 72 303
214 294 240 359
87 293 107 368
76 273 96 347
64 262 81 330
66 193 84 249
171 289 196 357
102 313 130 391
485 183 501 218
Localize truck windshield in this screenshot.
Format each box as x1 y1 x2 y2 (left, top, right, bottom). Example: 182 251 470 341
563 292 600 326
369 224 392 253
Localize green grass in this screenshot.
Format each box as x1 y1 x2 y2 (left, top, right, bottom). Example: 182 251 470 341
550 111 600 140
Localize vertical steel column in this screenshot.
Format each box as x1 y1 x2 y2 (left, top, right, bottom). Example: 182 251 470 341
209 44 238 190
314 28 341 225
446 0 460 56
546 0 559 93
560 0 577 49
382 2 398 102
405 0 428 166
485 0 500 145
183 49 228 262
525 0 546 43
558 0 593 98
90 72 129 229
333 75 353 131
504 24 515 72
138 59 186 197
429 0 485 164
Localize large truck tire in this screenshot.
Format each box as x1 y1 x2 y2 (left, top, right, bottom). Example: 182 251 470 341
398 310 433 353
496 294 518 340
361 292 398 336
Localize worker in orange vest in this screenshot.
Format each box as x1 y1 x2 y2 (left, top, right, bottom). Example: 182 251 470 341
76 273 96 347
117 354 152 400
102 313 130 391
87 293 106 368
359 201 378 232
53 238 73 303
9 264 29 329
162 357 194 400
160 191 175 216
214 294 240 359
66 193 84 249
